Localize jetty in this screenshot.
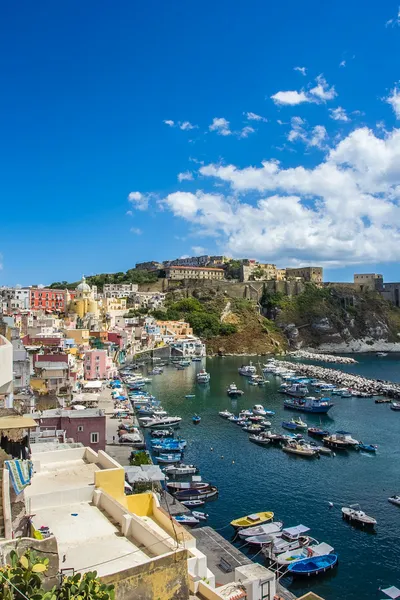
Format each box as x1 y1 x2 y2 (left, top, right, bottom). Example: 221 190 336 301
290 350 358 365
278 359 400 397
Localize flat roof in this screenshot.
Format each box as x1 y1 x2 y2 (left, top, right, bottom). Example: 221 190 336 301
165 265 224 271
0 415 38 430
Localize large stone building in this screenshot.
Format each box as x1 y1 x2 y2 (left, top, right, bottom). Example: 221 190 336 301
103 283 138 298
241 262 278 282
286 267 323 283
354 273 383 291
135 261 163 270
164 265 224 280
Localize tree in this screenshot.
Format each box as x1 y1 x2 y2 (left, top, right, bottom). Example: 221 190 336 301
251 267 265 280
225 260 241 280
220 323 238 335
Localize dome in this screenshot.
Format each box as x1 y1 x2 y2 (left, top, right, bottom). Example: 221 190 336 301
76 276 91 293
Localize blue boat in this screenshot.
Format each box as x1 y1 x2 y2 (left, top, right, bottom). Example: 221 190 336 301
155 453 182 464
265 410 275 416
284 397 334 414
287 553 338 576
357 443 377 453
193 415 201 424
282 421 298 430
308 427 330 437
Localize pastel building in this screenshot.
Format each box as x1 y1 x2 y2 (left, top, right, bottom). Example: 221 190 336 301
84 349 117 380
157 320 193 337
68 276 100 319
0 333 13 408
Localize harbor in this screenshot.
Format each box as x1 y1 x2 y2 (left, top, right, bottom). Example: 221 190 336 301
123 353 400 600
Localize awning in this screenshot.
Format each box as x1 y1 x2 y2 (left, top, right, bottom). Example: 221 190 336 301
282 524 310 536
382 587 400 599
83 381 103 390
0 416 38 430
124 465 166 484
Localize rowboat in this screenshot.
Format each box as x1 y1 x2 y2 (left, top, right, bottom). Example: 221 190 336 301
230 511 274 530
163 464 198 476
276 542 334 566
181 499 205 507
174 485 219 502
287 553 338 576
192 415 201 424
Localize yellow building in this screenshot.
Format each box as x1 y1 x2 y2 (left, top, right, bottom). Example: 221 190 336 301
286 267 323 283
165 266 224 280
68 276 100 319
63 328 90 346
103 297 127 312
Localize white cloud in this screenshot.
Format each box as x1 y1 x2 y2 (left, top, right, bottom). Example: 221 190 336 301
209 117 232 136
130 227 142 235
239 126 255 138
271 90 310 106
126 210 133 216
287 118 327 149
244 112 268 122
386 6 400 26
309 75 337 101
339 60 346 68
386 85 400 118
309 125 327 148
178 171 194 182
294 66 307 76
128 191 149 211
179 121 197 130
329 107 350 122
192 246 206 255
164 120 175 127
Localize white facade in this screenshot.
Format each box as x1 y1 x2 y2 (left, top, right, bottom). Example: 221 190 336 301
0 334 14 407
171 337 206 357
103 283 139 298
134 292 166 309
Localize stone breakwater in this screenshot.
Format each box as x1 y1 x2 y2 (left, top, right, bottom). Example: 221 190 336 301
290 350 358 364
278 359 400 397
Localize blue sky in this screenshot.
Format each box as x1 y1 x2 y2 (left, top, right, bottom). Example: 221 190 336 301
2 0 400 285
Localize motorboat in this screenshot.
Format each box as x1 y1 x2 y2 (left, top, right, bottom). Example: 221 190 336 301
341 391 352 398
279 383 308 398
292 417 308 430
276 542 334 566
283 397 334 414
219 410 234 418
155 453 182 464
260 431 285 444
239 409 253 417
192 415 201 424
248 414 267 423
282 421 297 431
252 404 267 416
141 416 182 429
249 434 271 447
227 383 244 397
152 442 186 453
150 428 174 438
174 514 199 526
191 510 208 521
137 407 167 417
262 525 312 559
181 499 205 507
377 352 388 357
230 511 274 530
163 464 199 476
174 485 219 502
185 394 196 398
356 443 377 453
341 504 377 528
323 431 359 450
287 553 338 577
197 370 210 384
388 495 400 506
242 424 266 433
309 443 333 456
192 357 203 361
390 402 400 411
308 427 330 437
238 521 283 539
282 441 318 458
238 362 257 376
167 481 211 492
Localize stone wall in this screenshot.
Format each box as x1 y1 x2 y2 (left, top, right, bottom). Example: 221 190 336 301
101 549 189 600
0 536 59 590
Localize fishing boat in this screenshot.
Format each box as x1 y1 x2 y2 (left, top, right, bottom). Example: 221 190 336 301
357 443 377 453
219 410 234 418
308 427 330 437
227 383 244 397
248 414 267 423
141 416 182 429
192 511 208 521
174 485 219 502
390 402 400 411
282 441 318 458
276 542 334 566
152 442 186 453
238 362 257 376
286 553 338 577
192 357 203 362
242 424 266 433
262 525 312 559
341 504 377 528
163 464 199 476
197 370 210 384
185 394 196 398
192 415 201 424
284 397 334 414
230 511 274 530
150 428 174 438
155 453 182 464
261 431 286 444
388 495 400 506
249 434 271 446
167 481 211 492
376 352 388 357
181 499 205 507
323 431 359 450
238 521 283 539
174 514 199 526
279 383 309 398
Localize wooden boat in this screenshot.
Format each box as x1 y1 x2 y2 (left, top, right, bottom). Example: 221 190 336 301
308 427 330 437
238 521 283 539
357 443 377 453
287 553 338 576
388 495 400 507
262 525 312 558
249 434 271 446
230 511 274 530
323 431 359 450
174 514 199 526
282 442 318 457
167 481 210 492
163 464 198 476
174 485 218 502
181 499 205 507
341 504 377 528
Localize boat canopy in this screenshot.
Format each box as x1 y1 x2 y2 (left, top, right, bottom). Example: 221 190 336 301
313 542 334 555
382 587 400 600
282 524 310 536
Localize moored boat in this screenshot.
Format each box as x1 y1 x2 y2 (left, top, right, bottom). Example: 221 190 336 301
230 511 274 529
155 453 182 464
323 430 359 450
174 485 219 502
249 434 271 446
276 542 334 566
197 369 210 384
388 495 400 507
286 553 338 577
308 427 330 437
227 383 244 397
191 510 208 521
163 463 199 476
390 402 400 411
284 396 334 414
141 416 182 429
282 420 297 431
192 415 201 424
356 443 377 453
181 499 205 507
252 404 268 416
238 362 257 376
238 521 283 539
150 428 174 438
341 504 377 528
282 441 318 458
279 383 309 398
219 410 234 419
174 514 199 526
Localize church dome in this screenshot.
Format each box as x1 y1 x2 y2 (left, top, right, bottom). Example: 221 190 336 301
76 276 91 293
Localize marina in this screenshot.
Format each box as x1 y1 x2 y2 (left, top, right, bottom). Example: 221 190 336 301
131 353 400 600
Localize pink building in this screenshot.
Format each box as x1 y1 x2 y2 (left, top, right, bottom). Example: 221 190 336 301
84 349 117 380
31 409 106 451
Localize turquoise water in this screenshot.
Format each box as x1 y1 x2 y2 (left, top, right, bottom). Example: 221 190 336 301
147 355 400 600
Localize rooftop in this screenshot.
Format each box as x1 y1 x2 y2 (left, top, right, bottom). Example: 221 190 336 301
165 265 224 271
29 408 104 419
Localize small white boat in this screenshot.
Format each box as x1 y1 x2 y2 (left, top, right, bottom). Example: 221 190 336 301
376 352 388 357
252 404 267 416
181 499 205 507
341 504 377 527
227 383 244 397
238 521 283 539
192 510 208 521
238 362 257 376
282 441 318 457
174 514 199 526
197 370 210 383
292 417 308 430
163 464 199 476
219 410 233 418
141 416 182 429
388 495 400 507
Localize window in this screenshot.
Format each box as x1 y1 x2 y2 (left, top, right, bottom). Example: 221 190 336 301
77 425 84 432
91 432 99 444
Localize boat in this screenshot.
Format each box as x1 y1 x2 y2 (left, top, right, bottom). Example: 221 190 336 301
227 383 244 397
163 464 199 476
152 442 186 453
150 428 174 438
283 441 318 457
282 421 298 431
192 357 203 362
252 404 268 416
284 397 334 414
219 410 234 418
279 383 309 398
249 434 271 446
191 511 208 521
388 495 400 507
341 391 352 398
248 415 267 423
323 431 359 450
230 511 274 530
308 427 330 438
262 525 312 558
181 499 205 507
341 504 377 528
238 521 283 539
174 485 219 502
242 424 266 433
292 417 308 430
192 415 201 424
141 416 182 429
197 370 210 384
185 394 196 398
238 362 257 376
167 482 211 492
155 453 182 464
375 398 391 404
390 402 400 411
377 352 388 357
276 542 334 566
357 443 377 453
137 407 167 417
286 553 338 576
174 514 199 526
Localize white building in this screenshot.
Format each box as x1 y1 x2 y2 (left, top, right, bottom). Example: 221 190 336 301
0 333 13 408
170 337 206 357
103 283 139 298
12 287 30 310
134 292 166 309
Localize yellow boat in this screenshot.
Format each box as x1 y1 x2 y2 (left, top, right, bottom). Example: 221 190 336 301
230 511 274 529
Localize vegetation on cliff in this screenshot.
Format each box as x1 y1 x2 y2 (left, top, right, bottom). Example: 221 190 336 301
50 269 157 289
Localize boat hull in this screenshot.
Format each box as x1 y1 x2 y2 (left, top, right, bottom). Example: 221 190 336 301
287 554 338 577
284 403 333 414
